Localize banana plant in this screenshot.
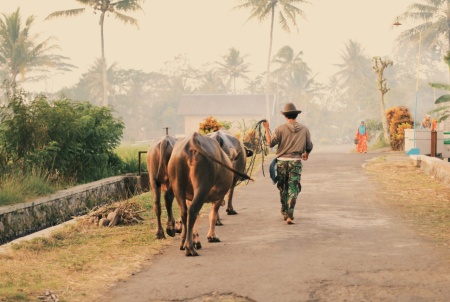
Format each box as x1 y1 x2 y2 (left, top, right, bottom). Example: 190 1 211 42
428 51 450 122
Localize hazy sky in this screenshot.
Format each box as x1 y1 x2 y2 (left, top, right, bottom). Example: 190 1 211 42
2 0 413 92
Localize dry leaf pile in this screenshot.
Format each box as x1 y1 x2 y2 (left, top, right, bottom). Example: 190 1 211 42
85 201 145 227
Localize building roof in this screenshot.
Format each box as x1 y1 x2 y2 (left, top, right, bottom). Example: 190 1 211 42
177 94 273 116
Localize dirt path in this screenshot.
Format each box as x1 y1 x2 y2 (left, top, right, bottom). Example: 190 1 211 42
103 146 450 302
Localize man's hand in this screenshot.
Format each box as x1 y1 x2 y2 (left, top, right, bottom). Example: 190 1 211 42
263 121 270 129
302 152 309 161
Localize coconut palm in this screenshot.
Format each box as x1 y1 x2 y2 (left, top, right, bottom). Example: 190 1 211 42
46 0 145 106
272 45 319 124
234 0 309 121
334 40 373 117
395 0 450 52
216 47 250 93
0 8 63 87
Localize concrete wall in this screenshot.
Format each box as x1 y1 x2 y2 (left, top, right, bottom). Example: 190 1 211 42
0 175 142 244
404 129 443 155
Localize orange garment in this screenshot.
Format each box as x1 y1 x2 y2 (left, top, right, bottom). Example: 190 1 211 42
355 128 369 153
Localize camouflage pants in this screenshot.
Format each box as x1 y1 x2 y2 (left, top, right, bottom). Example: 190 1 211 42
276 160 302 220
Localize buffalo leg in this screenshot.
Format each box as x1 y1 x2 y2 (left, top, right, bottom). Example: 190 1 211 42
207 200 222 243
226 183 238 215
164 188 176 237
174 191 188 251
193 215 201 250
185 200 202 256
215 210 224 226
152 184 165 240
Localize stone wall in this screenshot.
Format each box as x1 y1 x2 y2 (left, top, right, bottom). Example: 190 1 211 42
0 175 142 244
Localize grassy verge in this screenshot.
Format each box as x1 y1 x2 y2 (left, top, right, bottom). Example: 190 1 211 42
0 170 61 207
0 193 178 302
365 155 450 250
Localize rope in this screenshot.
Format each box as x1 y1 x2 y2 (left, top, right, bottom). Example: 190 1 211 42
236 119 271 186
190 135 253 182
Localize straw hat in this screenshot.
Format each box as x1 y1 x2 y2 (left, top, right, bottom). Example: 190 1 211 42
281 102 302 115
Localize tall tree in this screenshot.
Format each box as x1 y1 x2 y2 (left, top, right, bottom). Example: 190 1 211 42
234 0 309 122
334 39 374 119
216 47 250 93
373 56 393 143
271 45 319 124
0 8 67 87
46 0 145 106
396 0 450 52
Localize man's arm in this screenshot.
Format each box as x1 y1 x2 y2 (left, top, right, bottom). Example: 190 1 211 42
263 121 271 146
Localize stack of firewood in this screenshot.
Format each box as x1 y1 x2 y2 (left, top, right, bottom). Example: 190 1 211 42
86 201 145 227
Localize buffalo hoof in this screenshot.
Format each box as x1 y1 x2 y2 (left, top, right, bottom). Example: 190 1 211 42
166 228 176 237
226 209 238 215
215 219 223 226
207 236 221 243
194 242 202 250
156 231 166 240
185 247 199 256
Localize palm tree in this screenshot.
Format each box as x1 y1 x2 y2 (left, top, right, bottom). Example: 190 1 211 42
395 0 450 52
334 39 373 118
82 58 118 106
0 8 62 87
216 48 250 93
271 45 318 123
46 0 144 106
234 0 309 122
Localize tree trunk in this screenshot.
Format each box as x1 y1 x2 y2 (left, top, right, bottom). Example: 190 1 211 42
380 93 390 143
100 13 108 107
265 5 275 124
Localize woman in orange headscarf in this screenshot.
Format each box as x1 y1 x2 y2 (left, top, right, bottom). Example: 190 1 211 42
355 121 369 153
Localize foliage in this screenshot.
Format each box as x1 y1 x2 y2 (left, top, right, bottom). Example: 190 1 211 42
115 144 149 175
46 0 145 106
386 106 413 151
198 116 224 134
0 88 125 183
215 47 250 93
0 8 73 86
429 50 450 122
0 169 59 206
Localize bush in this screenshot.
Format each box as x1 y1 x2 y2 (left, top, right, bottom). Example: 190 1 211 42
198 116 224 134
386 106 413 151
0 89 125 183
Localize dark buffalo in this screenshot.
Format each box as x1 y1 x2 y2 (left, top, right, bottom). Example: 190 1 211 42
146 135 177 239
207 129 252 225
168 132 235 256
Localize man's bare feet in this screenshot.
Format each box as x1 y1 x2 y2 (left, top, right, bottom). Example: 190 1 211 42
286 217 295 224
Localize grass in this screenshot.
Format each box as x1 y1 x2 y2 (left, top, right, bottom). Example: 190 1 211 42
0 170 58 207
0 193 177 302
365 155 450 250
115 144 149 175
0 145 149 207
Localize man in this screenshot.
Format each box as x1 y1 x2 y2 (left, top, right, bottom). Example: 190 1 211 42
263 102 313 225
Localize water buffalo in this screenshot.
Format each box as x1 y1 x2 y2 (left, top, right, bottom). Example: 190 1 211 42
146 135 177 239
207 129 252 225
168 132 235 256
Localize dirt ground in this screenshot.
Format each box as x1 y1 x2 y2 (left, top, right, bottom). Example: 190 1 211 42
102 146 450 302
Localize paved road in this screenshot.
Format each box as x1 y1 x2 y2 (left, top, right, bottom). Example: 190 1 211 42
104 145 450 302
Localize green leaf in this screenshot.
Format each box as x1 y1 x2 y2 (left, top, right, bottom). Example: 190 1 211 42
434 95 450 104
429 82 450 91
